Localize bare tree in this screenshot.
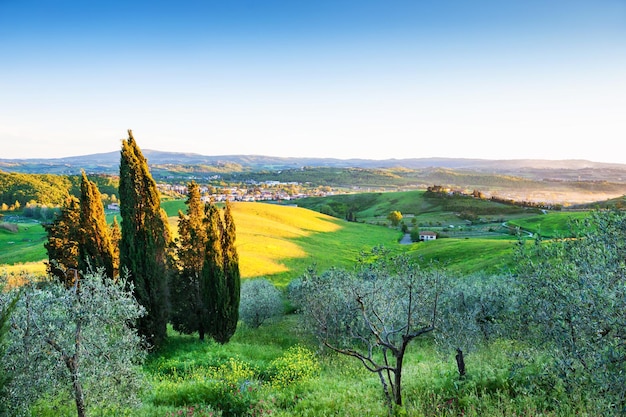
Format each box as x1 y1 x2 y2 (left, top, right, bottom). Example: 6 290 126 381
298 250 444 408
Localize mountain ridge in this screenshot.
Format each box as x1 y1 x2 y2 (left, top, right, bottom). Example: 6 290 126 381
2 149 625 174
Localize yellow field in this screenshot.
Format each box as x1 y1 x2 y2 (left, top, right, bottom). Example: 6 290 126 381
230 202 342 278
1 202 345 282
0 262 47 288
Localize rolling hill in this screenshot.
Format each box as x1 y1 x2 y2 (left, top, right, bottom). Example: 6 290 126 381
3 150 626 180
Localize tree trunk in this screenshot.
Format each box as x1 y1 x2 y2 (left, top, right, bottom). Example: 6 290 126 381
393 353 404 406
68 358 86 417
455 348 466 377
199 322 205 341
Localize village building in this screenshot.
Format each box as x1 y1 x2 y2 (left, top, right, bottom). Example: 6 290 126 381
419 231 437 241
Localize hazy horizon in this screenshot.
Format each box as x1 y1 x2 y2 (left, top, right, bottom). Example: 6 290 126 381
4 147 626 167
1 1 625 164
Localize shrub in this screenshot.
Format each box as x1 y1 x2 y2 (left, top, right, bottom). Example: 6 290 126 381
269 345 320 388
239 279 284 328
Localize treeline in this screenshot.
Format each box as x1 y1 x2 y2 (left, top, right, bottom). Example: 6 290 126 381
489 194 563 210
42 130 240 348
0 171 118 208
424 185 532 215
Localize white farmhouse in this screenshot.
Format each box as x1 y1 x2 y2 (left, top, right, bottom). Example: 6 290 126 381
419 231 437 241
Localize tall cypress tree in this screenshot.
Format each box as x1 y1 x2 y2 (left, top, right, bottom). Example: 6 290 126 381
44 194 80 287
171 182 210 340
203 201 240 344
78 171 116 278
119 129 172 347
220 201 240 342
203 203 225 342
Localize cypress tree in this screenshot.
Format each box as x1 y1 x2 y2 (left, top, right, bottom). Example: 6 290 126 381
203 203 227 343
203 201 240 344
171 182 210 340
119 129 172 347
110 216 121 275
220 201 240 342
78 171 116 278
44 194 80 287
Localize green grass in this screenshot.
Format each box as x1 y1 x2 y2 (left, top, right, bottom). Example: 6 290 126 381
405 237 519 275
161 199 188 217
32 313 602 416
1 199 590 283
508 211 590 238
0 221 47 264
296 190 534 221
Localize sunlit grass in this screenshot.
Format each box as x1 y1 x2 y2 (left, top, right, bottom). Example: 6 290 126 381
508 211 590 238
406 237 518 275
232 202 348 284
0 221 47 264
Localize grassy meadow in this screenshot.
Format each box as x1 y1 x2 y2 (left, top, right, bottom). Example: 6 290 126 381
30 312 595 417
0 220 46 264
2 192 589 282
3 192 609 416
507 211 590 238
1 201 403 285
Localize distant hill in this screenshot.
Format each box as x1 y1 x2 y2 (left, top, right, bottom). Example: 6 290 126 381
2 150 626 179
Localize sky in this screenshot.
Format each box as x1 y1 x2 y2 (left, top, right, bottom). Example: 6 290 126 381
1 0 625 163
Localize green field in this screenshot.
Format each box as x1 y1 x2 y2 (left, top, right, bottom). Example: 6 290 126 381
507 211 590 238
295 190 538 226
0 220 47 264
4 196 610 416
1 203 403 284
1 193 570 282
406 236 517 275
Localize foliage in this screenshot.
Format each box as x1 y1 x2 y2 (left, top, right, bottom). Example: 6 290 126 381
171 181 211 340
409 227 420 242
150 353 261 417
0 282 19 415
268 346 319 388
435 274 518 375
43 194 81 285
203 202 240 344
2 271 146 417
0 172 73 207
119 130 172 347
0 171 119 208
219 201 240 342
78 171 116 278
239 278 284 328
513 210 626 414
387 210 402 226
298 249 444 407
171 186 239 344
21 202 59 222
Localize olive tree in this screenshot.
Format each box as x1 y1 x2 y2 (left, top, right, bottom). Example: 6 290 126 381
298 250 444 407
2 271 146 417
514 210 626 412
435 273 518 376
239 278 284 328
0 281 19 415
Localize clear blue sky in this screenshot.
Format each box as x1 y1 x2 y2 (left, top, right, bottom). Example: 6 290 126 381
1 0 625 163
